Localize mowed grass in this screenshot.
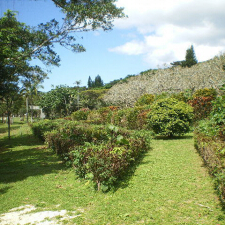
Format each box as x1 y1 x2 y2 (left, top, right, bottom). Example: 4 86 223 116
0 120 225 224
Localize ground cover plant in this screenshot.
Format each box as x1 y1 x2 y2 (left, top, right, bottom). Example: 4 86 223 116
0 121 224 224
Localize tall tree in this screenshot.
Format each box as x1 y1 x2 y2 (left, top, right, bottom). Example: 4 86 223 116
184 45 198 68
94 74 104 87
87 76 93 88
170 45 198 68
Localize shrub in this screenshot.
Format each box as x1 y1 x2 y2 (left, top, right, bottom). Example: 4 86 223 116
30 119 65 141
193 88 217 99
44 122 109 155
71 108 90 121
68 126 151 191
189 96 214 122
147 98 193 137
97 106 119 124
135 94 155 106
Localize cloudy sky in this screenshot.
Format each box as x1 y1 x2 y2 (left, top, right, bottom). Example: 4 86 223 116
1 0 225 91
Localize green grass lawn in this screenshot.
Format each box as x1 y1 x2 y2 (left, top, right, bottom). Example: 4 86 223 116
0 120 225 224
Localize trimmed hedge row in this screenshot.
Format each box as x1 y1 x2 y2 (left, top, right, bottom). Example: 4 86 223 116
194 91 225 202
31 120 151 191
74 98 193 137
194 132 225 202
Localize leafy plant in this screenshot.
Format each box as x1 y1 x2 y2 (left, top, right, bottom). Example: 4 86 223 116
135 94 155 106
147 98 193 137
189 96 214 122
71 108 90 121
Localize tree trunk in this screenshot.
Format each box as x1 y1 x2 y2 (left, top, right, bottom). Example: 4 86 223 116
6 98 11 140
26 97 29 123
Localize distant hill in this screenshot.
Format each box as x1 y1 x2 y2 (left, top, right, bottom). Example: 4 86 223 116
103 54 225 107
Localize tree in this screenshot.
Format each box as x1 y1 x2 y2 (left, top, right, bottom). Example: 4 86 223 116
39 85 77 119
171 45 198 68
184 45 198 68
2 1 125 65
87 76 93 88
0 10 53 137
94 75 104 87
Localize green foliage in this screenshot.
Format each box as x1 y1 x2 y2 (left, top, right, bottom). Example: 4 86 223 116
39 85 78 119
96 106 119 124
170 91 191 102
71 108 90 121
87 75 104 88
80 89 108 109
183 45 198 68
170 45 197 68
135 94 155 106
193 88 217 98
30 119 64 141
147 98 193 137
67 127 151 191
37 120 151 191
194 88 225 202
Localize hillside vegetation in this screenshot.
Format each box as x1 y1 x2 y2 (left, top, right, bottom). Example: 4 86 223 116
103 54 225 107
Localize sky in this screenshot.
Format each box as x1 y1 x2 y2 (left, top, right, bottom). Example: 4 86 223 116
1 0 225 92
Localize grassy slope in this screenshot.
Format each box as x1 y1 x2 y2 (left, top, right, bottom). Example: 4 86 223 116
0 121 224 224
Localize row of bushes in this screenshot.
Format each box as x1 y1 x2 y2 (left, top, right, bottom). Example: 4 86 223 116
72 98 194 137
31 120 151 191
194 86 225 202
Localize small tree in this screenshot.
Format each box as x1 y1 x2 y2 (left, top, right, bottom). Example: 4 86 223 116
147 98 193 137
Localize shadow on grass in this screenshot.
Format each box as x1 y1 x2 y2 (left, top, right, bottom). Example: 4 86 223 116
0 131 66 188
0 146 65 184
0 126 22 135
0 133 43 149
0 186 12 194
154 134 193 140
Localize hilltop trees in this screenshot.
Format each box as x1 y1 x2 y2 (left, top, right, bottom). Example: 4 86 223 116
171 45 198 68
87 75 104 88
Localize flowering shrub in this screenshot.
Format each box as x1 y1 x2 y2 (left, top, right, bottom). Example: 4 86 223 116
189 96 214 122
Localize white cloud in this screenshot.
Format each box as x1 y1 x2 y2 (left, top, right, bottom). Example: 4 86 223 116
110 0 225 67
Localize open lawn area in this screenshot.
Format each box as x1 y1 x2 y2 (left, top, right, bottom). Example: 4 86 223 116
0 120 224 224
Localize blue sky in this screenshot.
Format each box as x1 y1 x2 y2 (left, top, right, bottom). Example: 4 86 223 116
0 0 149 91
1 0 225 91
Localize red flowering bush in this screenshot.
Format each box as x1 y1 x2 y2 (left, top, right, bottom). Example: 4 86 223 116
189 96 214 122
